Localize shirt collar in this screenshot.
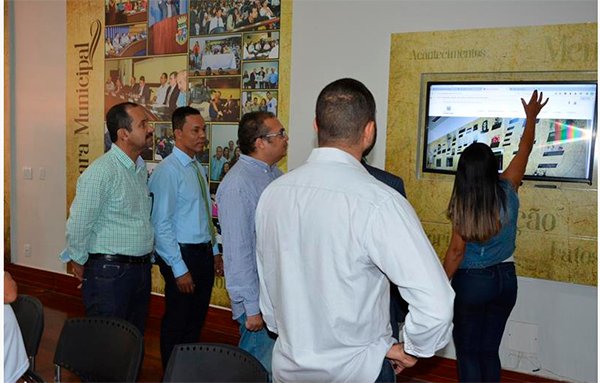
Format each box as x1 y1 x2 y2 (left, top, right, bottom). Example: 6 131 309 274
307 147 369 174
110 144 145 171
239 153 277 172
172 146 197 167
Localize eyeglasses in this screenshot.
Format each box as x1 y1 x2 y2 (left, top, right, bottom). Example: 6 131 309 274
261 128 287 139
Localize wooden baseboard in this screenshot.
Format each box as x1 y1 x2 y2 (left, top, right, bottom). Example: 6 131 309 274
5 263 239 338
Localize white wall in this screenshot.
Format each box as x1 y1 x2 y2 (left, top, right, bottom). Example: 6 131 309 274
10 1 597 382
11 0 67 272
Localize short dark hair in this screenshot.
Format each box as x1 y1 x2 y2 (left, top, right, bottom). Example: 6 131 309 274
169 71 178 78
140 75 145 82
106 102 138 143
172 106 201 131
238 111 275 155
315 78 376 145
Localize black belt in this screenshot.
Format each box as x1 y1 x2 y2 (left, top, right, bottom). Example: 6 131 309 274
179 242 212 251
88 253 152 264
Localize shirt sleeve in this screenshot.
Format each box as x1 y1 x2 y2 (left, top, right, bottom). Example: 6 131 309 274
217 185 261 317
59 166 109 265
365 196 454 358
256 240 277 334
149 165 188 278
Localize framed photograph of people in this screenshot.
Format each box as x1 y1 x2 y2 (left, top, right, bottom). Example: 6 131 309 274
189 77 241 122
153 122 174 161
148 0 187 55
105 56 188 122
209 123 237 182
241 61 278 90
105 24 148 58
190 0 280 36
189 35 242 76
242 90 278 116
105 0 148 26
243 31 279 60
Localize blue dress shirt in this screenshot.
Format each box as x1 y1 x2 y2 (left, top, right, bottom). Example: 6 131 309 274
216 154 283 320
149 146 219 278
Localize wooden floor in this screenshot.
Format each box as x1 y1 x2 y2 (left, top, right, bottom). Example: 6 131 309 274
17 282 562 383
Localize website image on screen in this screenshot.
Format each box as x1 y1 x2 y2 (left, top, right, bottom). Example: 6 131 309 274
424 82 598 183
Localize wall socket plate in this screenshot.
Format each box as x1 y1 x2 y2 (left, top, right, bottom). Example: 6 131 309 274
506 320 539 354
23 167 33 180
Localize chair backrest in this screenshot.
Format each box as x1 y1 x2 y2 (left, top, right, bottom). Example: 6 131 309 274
10 295 44 369
163 343 268 382
53 317 143 382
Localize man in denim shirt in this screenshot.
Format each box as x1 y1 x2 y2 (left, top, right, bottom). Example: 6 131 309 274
216 111 288 373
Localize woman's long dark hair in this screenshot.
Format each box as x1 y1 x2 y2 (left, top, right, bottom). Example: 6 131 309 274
447 143 507 242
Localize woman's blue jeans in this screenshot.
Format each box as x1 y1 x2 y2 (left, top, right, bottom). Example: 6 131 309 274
451 262 517 382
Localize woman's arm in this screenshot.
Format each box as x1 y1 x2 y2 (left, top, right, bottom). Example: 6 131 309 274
443 229 466 279
501 90 549 190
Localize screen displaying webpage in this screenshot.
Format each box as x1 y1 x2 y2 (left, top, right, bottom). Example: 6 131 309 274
424 82 597 182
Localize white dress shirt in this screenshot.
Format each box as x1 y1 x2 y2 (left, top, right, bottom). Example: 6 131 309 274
256 147 454 382
155 83 169 105
4 305 29 383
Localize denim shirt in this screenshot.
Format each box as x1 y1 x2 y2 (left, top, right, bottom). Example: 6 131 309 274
460 179 519 269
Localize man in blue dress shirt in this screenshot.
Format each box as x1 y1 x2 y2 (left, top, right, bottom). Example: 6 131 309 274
149 106 224 369
216 111 288 373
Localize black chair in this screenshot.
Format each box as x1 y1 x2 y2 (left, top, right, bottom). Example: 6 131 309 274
11 295 44 371
163 343 268 382
21 368 45 383
53 317 143 382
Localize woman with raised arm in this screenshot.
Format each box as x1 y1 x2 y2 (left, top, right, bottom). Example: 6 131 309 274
443 90 548 382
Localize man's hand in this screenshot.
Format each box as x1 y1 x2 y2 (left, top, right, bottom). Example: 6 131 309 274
175 272 195 294
245 313 265 332
214 254 224 277
386 343 418 374
71 261 85 282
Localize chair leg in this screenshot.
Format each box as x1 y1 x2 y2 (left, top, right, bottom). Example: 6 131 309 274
54 365 61 383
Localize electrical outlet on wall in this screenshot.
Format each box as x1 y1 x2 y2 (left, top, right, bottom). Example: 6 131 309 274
506 320 539 354
23 167 33 180
24 244 32 257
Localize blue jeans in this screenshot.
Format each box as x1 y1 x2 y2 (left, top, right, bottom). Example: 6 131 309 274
237 313 277 375
452 262 517 382
81 258 152 334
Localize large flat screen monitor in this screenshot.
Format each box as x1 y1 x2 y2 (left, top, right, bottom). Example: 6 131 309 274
423 81 598 184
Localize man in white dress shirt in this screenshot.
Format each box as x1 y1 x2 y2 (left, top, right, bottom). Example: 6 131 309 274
4 272 29 383
255 78 454 382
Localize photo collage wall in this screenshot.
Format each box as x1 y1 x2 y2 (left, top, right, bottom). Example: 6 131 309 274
104 0 283 250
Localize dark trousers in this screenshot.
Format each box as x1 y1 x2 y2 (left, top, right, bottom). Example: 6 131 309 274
390 281 409 340
156 245 215 369
375 359 396 383
82 258 152 334
452 262 518 382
